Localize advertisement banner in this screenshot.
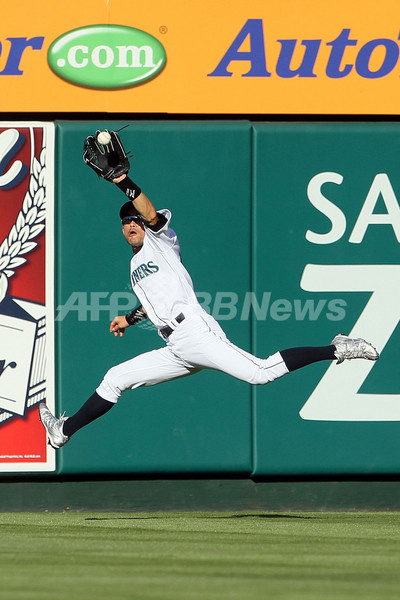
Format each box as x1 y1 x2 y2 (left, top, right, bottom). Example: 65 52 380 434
0 123 55 472
3 0 400 114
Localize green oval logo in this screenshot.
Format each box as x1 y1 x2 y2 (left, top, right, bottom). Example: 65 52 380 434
48 24 166 89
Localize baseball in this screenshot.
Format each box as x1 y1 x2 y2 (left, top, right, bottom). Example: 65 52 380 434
97 130 111 145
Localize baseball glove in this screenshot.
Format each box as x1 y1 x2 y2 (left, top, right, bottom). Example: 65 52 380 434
83 130 130 182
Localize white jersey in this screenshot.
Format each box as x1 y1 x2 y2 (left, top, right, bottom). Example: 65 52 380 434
129 209 203 332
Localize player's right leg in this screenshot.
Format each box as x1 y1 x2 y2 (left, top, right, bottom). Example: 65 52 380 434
95 346 199 401
39 346 199 448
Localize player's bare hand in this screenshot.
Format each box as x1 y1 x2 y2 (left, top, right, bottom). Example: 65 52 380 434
113 174 127 183
110 315 130 337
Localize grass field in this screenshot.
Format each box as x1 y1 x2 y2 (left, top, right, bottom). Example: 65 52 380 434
1 511 400 599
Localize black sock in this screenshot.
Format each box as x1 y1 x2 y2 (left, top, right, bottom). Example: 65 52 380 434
63 392 114 438
280 345 336 373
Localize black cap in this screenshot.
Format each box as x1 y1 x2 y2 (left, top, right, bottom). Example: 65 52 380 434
119 201 141 221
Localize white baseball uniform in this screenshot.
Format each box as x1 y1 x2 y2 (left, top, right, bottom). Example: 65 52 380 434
96 209 289 403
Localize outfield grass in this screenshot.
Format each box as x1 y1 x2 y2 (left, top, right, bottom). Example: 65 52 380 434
0 512 400 599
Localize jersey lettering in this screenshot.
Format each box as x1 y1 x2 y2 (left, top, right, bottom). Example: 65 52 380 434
131 260 159 286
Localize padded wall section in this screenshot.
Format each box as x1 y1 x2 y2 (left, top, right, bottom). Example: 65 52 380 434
252 123 400 476
55 121 252 474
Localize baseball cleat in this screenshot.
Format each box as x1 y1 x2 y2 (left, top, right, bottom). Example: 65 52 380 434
39 403 69 449
331 334 379 365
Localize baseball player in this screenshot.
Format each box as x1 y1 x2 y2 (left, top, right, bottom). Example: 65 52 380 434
39 131 379 449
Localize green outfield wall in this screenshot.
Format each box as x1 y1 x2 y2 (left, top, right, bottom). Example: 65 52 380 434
54 121 400 477
55 121 253 475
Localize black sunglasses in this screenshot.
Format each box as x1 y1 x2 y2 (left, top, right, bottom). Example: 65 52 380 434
121 215 142 225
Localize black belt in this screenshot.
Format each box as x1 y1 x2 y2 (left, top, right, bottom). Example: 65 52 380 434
160 313 185 339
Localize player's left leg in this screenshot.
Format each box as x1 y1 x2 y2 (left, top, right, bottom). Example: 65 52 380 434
279 334 380 371
191 333 378 385
168 314 379 386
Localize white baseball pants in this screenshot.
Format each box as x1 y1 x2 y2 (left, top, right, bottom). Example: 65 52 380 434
97 312 289 403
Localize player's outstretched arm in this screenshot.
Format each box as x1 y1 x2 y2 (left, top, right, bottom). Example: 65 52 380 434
113 174 158 225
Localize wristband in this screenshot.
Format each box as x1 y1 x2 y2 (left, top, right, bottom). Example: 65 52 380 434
116 176 142 200
125 306 148 326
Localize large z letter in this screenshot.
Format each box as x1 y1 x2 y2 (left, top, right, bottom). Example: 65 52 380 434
300 264 400 421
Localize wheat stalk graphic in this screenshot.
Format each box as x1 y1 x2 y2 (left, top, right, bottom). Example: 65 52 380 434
0 146 46 304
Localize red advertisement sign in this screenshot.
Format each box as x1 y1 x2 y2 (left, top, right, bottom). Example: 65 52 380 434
0 123 55 472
